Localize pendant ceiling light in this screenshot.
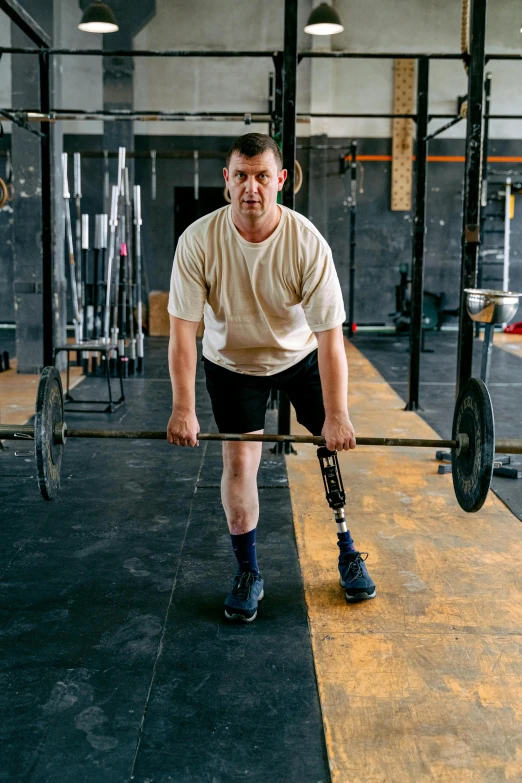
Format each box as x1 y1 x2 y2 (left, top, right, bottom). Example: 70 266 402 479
304 2 344 35
78 1 119 33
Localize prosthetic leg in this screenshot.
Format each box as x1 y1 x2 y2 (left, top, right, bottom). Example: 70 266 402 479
316 446 376 602
316 446 348 532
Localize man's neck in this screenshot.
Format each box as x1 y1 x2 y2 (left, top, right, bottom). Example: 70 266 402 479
231 204 282 243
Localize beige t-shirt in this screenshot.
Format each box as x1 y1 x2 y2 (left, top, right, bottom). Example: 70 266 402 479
168 204 345 376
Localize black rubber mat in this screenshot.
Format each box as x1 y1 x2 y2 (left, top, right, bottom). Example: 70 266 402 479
0 338 330 783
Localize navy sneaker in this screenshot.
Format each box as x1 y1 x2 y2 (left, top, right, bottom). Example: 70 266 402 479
338 551 376 603
224 571 265 622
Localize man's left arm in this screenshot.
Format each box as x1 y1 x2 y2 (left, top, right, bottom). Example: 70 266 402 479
315 326 356 452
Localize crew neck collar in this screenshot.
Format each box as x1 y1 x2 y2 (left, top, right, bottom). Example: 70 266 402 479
227 204 287 248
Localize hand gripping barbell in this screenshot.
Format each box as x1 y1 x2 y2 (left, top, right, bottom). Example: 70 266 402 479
1 366 518 513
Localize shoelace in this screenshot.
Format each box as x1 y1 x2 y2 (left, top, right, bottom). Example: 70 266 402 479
232 571 257 599
339 552 369 583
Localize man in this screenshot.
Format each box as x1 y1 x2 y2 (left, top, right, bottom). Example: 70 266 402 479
167 133 375 622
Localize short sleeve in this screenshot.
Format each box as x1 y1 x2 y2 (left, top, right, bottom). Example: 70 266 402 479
167 231 207 322
300 244 346 332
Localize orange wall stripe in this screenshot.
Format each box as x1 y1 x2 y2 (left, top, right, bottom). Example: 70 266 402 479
349 154 522 163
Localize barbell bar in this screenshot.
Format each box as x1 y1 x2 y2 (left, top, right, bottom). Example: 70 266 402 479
0 424 465 450
0 365 513 513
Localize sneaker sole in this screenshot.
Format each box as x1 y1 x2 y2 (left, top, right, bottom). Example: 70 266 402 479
224 589 265 622
345 590 376 603
340 578 376 602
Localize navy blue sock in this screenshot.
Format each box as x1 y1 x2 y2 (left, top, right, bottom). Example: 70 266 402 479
231 529 259 574
337 530 356 555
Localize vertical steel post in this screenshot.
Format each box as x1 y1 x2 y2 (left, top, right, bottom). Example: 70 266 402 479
407 57 429 411
282 0 298 208
39 50 54 367
347 140 358 338
456 0 488 398
477 72 491 295
276 0 298 452
272 53 284 143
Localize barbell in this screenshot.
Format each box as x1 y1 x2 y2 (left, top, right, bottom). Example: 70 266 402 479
1 366 519 512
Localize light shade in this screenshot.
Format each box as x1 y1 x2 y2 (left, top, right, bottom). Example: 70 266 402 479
78 1 119 33
304 2 344 35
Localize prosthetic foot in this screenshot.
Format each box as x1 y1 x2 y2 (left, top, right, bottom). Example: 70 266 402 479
316 447 376 602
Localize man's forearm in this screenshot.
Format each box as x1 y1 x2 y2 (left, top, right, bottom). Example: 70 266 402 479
168 333 198 413
316 327 349 415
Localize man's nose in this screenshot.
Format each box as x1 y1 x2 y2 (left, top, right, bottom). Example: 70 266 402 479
245 177 259 193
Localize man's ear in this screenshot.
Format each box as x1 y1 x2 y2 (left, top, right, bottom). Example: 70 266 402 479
223 167 229 184
278 168 288 191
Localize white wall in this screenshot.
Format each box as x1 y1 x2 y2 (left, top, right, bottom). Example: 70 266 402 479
132 0 312 136
325 0 522 138
56 0 103 135
0 10 12 133
5 0 520 139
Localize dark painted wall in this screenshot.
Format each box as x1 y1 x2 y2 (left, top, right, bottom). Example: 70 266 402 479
318 137 522 326
2 133 521 327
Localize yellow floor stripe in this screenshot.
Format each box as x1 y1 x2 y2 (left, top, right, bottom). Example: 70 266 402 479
483 331 522 360
286 340 522 783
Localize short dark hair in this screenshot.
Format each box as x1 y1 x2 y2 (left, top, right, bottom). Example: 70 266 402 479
226 133 283 169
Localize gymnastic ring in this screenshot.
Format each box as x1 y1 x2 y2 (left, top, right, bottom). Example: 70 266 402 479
223 186 231 204
294 160 303 194
0 178 8 209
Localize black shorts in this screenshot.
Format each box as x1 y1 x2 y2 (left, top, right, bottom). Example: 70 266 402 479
203 350 325 435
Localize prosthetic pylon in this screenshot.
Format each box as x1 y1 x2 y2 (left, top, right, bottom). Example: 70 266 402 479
316 447 347 533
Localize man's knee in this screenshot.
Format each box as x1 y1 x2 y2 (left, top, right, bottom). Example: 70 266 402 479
222 439 262 478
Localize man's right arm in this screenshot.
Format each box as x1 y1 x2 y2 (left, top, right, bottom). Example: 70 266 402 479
167 315 201 447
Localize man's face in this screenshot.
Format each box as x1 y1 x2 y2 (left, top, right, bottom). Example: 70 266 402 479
224 151 286 219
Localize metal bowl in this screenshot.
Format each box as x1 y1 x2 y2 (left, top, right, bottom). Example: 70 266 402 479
464 288 522 324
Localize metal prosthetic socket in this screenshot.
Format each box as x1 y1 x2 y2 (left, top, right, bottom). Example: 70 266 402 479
317 447 348 533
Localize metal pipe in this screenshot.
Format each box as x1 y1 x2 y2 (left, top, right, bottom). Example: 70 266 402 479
425 115 463 142
407 57 430 411
0 46 488 59
276 0 298 453
39 50 54 366
456 0 488 398
104 186 119 340
503 177 511 292
0 424 461 448
133 185 144 372
347 140 358 338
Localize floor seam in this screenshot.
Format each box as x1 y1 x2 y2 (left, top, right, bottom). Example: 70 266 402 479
127 438 209 783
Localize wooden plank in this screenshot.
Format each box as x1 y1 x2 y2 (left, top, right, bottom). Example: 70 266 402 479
151 290 204 337
286 340 522 782
391 59 415 211
0 359 82 425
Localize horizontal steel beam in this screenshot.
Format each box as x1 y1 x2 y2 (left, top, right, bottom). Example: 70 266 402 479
2 46 521 61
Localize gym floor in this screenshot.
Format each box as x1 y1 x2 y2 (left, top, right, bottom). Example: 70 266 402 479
2 332 522 782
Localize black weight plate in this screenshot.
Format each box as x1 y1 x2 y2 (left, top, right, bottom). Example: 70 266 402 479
35 366 64 500
452 377 495 512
